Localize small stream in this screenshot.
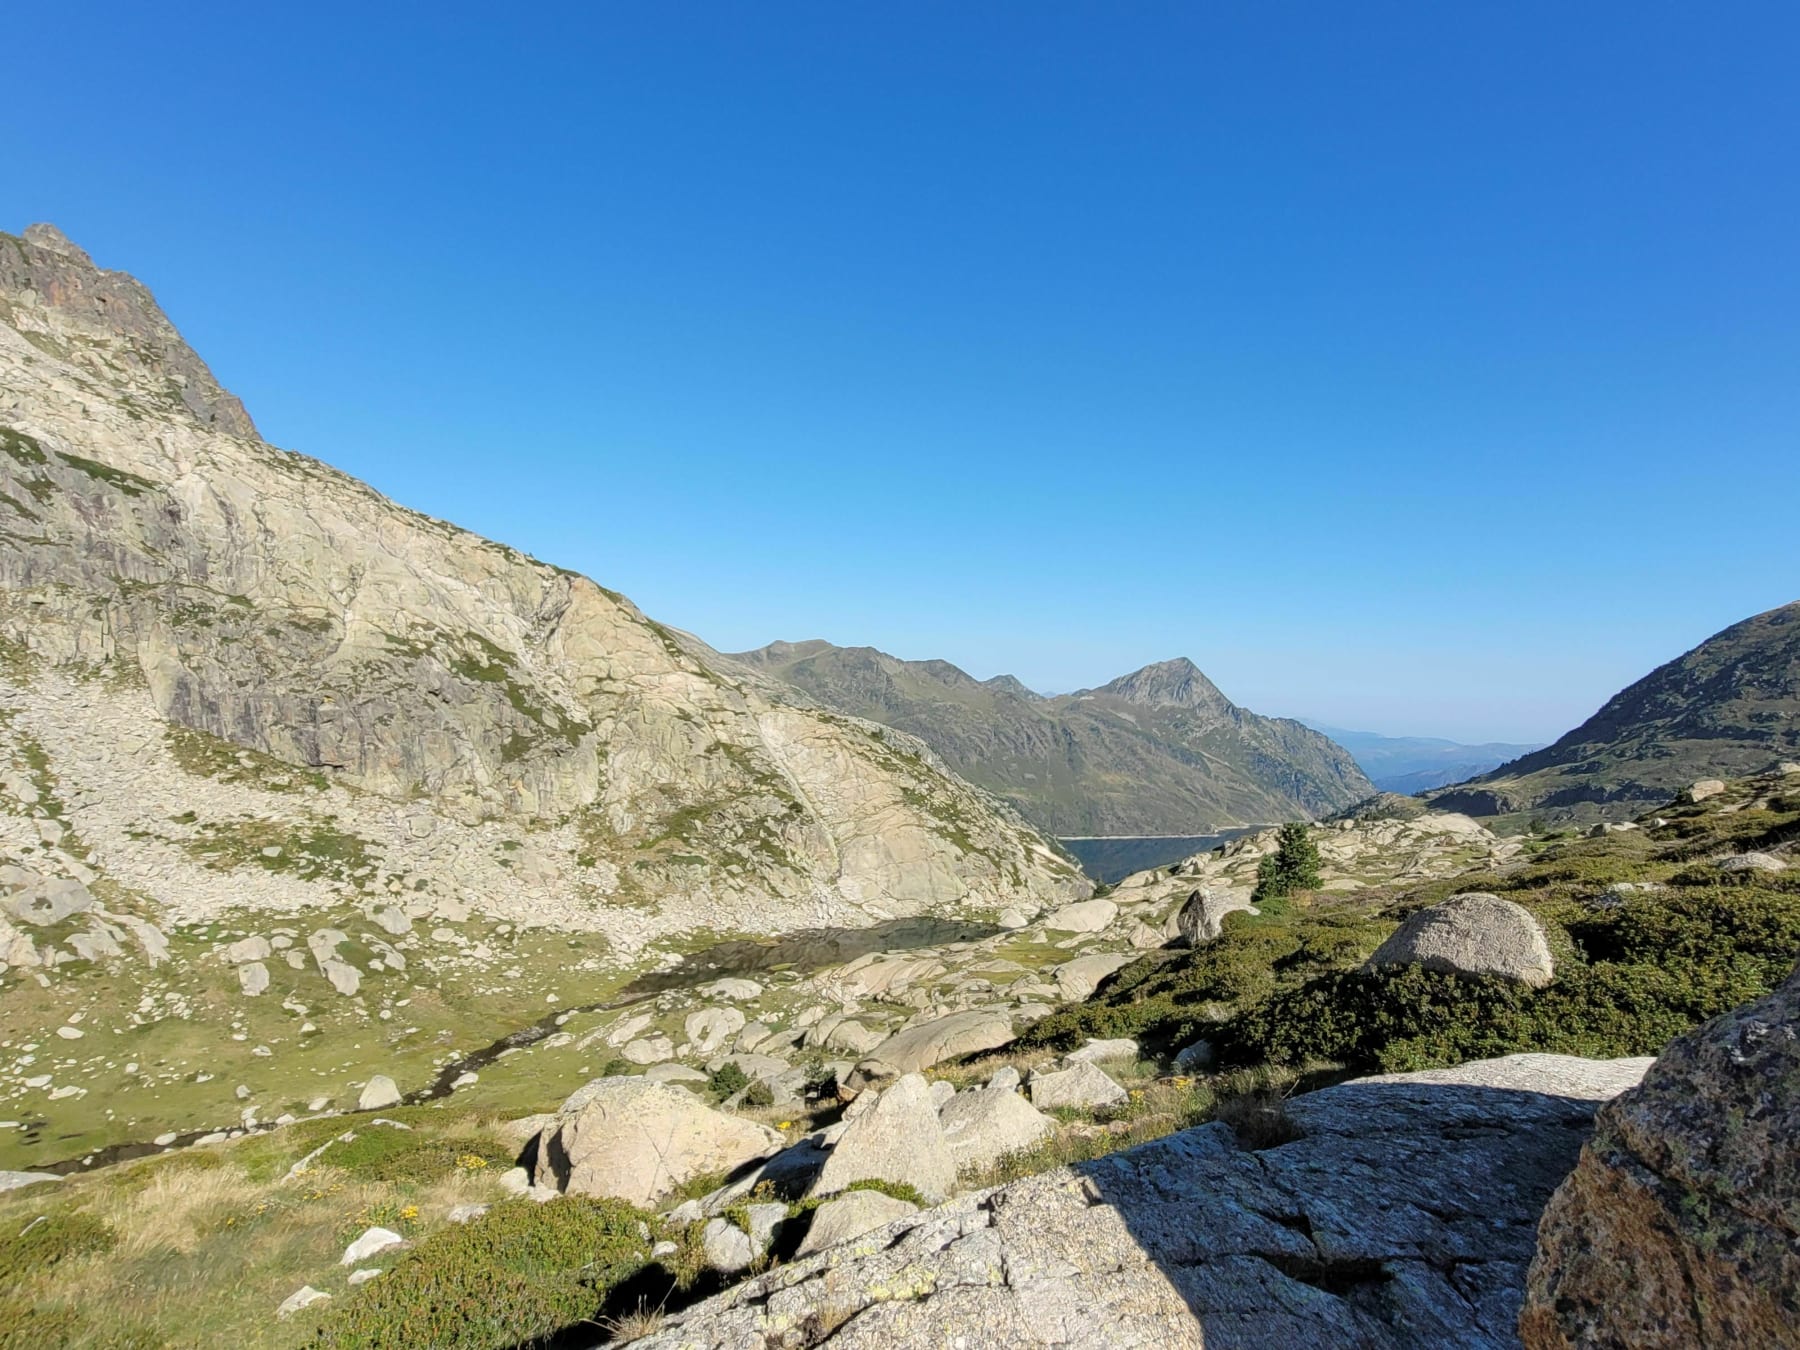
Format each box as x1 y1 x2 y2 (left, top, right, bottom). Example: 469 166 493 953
36 916 999 1176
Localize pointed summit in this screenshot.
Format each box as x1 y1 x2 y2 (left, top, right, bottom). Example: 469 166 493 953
1 223 256 437
1097 657 1232 712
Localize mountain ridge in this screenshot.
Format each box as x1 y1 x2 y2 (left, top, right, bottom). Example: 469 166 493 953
1426 600 1800 825
728 640 1374 836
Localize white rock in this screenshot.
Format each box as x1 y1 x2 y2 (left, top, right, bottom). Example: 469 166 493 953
1367 893 1555 988
0 1170 62 1192
1029 1060 1127 1110
1053 953 1133 1001
357 1075 402 1111
622 1035 675 1065
698 978 763 1002
1042 898 1118 934
341 1226 406 1265
811 1073 955 1203
1066 1037 1139 1065
534 1078 783 1207
276 1286 331 1318
939 1077 1054 1173
684 1007 746 1056
238 961 270 996
346 1268 383 1286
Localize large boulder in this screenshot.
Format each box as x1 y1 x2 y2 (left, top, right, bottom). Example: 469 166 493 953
938 1073 1055 1173
1172 887 1253 946
357 1075 402 1111
1028 1059 1127 1111
0 872 94 926
1042 898 1118 934
1366 892 1555 988
854 1009 1014 1080
795 1188 920 1257
811 1073 955 1203
1520 965 1800 1347
1053 953 1133 1002
633 1053 1650 1348
534 1078 783 1207
684 1007 747 1055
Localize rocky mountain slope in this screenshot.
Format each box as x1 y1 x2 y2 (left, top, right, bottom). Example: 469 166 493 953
1 766 1789 1346
0 223 1083 1164
728 642 1373 836
1428 601 1800 827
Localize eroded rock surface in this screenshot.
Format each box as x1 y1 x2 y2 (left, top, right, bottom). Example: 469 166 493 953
1521 966 1800 1348
630 1054 1650 1349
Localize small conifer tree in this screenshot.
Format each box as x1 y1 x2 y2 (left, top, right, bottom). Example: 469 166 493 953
1252 822 1322 902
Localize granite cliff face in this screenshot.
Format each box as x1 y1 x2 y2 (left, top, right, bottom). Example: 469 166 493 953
0 223 1083 940
729 644 1373 836
1430 602 1800 826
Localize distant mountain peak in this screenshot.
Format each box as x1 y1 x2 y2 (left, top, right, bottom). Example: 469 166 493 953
736 638 837 664
1098 657 1231 712
2 222 257 439
22 222 91 264
982 673 1040 700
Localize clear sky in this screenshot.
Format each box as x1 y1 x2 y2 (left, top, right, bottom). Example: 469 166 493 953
8 3 1797 743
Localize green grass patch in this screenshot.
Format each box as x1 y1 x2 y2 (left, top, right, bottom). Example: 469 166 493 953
313 1197 658 1350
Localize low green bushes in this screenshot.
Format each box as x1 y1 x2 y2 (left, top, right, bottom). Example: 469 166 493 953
313 1197 660 1350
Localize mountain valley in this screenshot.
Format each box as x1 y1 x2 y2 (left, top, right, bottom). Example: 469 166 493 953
0 224 1795 1350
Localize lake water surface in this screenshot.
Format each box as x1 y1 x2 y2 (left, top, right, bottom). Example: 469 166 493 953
1060 829 1258 884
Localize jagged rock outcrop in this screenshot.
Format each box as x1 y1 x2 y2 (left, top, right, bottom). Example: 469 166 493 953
629 1054 1651 1348
1520 964 1800 1347
729 644 1374 836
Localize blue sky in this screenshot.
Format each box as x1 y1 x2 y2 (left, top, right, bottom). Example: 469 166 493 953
8 3 1797 742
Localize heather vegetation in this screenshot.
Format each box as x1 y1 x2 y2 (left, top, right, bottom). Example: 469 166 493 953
1020 775 1800 1074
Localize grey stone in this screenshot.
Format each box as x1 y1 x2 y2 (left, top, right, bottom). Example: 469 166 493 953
622 1035 676 1065
811 1072 955 1204
1174 887 1253 945
0 1170 62 1193
1717 851 1787 874
276 1286 330 1318
1042 898 1118 933
632 1053 1651 1350
1029 1060 1128 1110
939 1077 1055 1173
1066 1037 1139 1065
356 1075 402 1111
1054 953 1134 1001
1367 892 1555 987
855 1010 1014 1081
238 961 270 996
535 1077 782 1207
795 1188 920 1257
685 1007 746 1056
341 1226 406 1265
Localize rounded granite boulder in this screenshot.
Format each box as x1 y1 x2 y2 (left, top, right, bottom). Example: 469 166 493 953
1366 892 1555 988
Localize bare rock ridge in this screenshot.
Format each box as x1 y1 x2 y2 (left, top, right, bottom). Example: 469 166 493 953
1 224 256 437
1430 601 1800 826
728 643 1373 837
0 223 1084 943
629 1053 1654 1349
